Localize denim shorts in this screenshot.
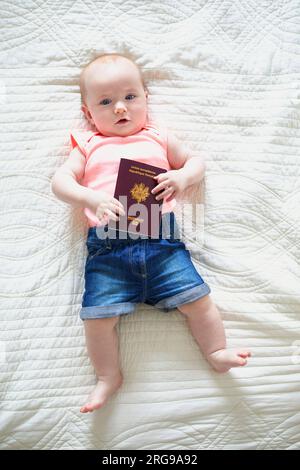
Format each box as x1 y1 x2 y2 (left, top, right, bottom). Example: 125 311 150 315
80 211 211 320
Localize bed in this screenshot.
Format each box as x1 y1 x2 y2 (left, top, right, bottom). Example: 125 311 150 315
0 0 299 450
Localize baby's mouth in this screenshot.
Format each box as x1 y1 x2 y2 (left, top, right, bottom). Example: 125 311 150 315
116 118 130 125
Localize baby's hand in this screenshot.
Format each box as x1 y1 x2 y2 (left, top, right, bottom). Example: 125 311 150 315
86 189 125 222
151 170 188 202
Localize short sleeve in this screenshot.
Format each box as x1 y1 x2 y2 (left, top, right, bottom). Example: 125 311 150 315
145 117 169 151
70 129 96 158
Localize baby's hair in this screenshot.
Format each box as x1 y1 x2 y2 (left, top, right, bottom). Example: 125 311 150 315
79 52 148 105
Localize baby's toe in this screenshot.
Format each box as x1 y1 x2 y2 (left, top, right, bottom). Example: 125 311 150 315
80 403 94 413
238 350 251 358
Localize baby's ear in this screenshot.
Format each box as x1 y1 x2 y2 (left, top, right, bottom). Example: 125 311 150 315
81 104 88 116
81 104 94 124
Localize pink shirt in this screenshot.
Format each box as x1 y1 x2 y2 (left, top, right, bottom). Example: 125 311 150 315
70 119 177 227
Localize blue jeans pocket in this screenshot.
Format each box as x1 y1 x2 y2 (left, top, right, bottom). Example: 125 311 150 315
86 240 110 262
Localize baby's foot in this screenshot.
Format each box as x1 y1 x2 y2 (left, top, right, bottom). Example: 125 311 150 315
207 348 251 373
80 373 123 413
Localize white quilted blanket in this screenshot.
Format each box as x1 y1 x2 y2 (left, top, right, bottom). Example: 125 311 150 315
1 0 299 450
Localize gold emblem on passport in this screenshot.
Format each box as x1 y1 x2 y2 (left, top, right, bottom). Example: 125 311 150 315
130 183 150 203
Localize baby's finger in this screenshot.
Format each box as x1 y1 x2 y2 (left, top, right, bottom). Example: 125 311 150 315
165 192 176 202
152 180 170 195
105 209 119 221
112 198 126 215
96 208 105 220
109 201 125 216
155 186 173 201
115 205 126 216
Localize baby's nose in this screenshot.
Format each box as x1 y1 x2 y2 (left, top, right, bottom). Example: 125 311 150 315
115 101 127 113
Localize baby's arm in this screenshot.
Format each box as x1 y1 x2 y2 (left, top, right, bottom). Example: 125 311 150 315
152 132 206 202
51 146 125 221
51 146 95 210
167 132 206 185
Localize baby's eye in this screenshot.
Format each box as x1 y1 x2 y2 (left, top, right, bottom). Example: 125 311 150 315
125 94 136 100
99 98 111 106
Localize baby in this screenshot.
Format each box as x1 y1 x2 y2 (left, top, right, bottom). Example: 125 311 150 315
51 53 251 413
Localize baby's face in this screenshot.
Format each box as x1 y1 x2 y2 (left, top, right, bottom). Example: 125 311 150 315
82 59 148 137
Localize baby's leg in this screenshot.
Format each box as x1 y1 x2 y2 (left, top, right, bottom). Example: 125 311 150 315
80 316 123 413
177 295 251 373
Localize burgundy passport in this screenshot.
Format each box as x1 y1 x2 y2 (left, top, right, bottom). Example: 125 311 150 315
107 158 168 237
